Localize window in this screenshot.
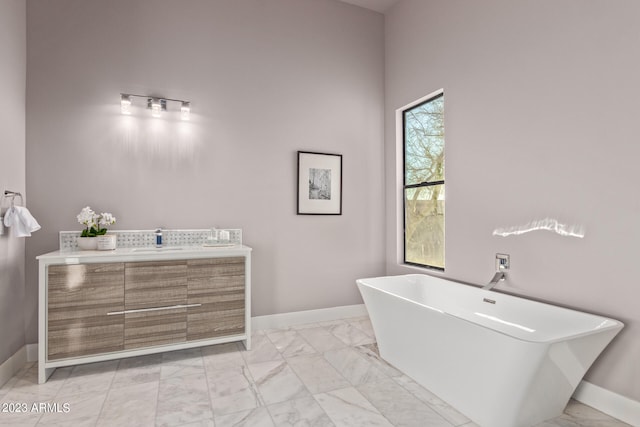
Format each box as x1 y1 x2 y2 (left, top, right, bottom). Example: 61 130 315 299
403 92 445 270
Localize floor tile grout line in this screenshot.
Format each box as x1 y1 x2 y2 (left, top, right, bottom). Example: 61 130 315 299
38 366 73 426
265 327 318 359
203 350 256 419
288 327 324 355
202 347 216 425
266 325 402 426
86 360 122 427
310 385 396 427
325 346 453 427
384 377 456 427
258 329 340 424
277 327 354 393
153 356 165 427
350 342 456 427
346 317 377 339
241 354 266 416
294 330 319 358
0 361 33 397
262 401 280 427
309 391 340 426
389 374 462 426
313 322 457 427
328 319 375 346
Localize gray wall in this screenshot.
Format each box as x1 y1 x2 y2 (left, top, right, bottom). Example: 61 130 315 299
25 0 385 343
385 0 640 401
0 0 27 367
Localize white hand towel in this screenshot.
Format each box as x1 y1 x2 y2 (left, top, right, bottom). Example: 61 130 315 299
3 206 41 237
16 206 41 233
3 206 29 237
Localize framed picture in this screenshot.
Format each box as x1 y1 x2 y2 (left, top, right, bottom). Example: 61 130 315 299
297 151 342 215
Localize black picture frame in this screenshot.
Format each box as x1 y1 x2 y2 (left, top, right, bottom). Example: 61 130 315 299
297 151 343 215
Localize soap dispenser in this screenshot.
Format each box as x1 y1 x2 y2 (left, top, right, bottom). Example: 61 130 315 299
155 228 163 248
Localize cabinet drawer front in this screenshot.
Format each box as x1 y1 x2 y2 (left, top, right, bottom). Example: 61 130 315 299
48 263 125 317
124 307 186 349
187 309 245 341
125 261 187 310
187 257 245 280
47 263 125 360
187 257 245 299
48 322 124 360
187 293 245 340
187 257 245 341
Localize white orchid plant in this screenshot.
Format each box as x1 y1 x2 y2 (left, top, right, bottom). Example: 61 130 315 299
77 206 116 237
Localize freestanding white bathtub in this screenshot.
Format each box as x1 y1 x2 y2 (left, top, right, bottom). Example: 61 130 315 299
356 274 623 427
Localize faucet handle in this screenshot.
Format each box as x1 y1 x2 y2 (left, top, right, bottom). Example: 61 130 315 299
496 253 510 270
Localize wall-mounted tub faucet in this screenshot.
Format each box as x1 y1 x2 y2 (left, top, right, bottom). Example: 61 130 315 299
483 271 505 290
483 253 509 290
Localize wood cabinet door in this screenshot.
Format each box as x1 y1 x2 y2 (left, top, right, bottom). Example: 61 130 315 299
124 260 187 349
187 257 245 341
47 263 125 360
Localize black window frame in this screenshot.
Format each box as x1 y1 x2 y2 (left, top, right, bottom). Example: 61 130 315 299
402 92 445 271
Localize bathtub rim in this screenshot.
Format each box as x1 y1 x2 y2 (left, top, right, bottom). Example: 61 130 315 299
357 274 624 345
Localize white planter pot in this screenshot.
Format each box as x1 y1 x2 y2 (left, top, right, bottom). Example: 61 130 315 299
77 237 98 250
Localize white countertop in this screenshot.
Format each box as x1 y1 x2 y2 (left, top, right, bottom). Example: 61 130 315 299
37 245 252 264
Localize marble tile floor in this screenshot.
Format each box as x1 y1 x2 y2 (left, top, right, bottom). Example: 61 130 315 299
0 317 631 427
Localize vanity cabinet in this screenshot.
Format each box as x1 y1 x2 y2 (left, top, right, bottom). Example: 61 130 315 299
38 246 251 384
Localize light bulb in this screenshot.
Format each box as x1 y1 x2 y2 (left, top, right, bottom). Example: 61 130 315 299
120 94 132 115
151 98 162 118
180 101 190 120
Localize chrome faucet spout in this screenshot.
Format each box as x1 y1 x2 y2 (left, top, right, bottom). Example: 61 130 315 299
483 271 505 290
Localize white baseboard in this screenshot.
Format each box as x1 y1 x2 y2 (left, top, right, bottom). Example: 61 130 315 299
573 380 640 426
0 347 27 389
252 304 367 331
26 344 38 363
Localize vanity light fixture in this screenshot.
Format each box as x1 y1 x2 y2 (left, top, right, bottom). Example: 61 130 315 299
120 93 191 120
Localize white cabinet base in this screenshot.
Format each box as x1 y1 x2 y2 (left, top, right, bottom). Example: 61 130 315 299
38 333 251 384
